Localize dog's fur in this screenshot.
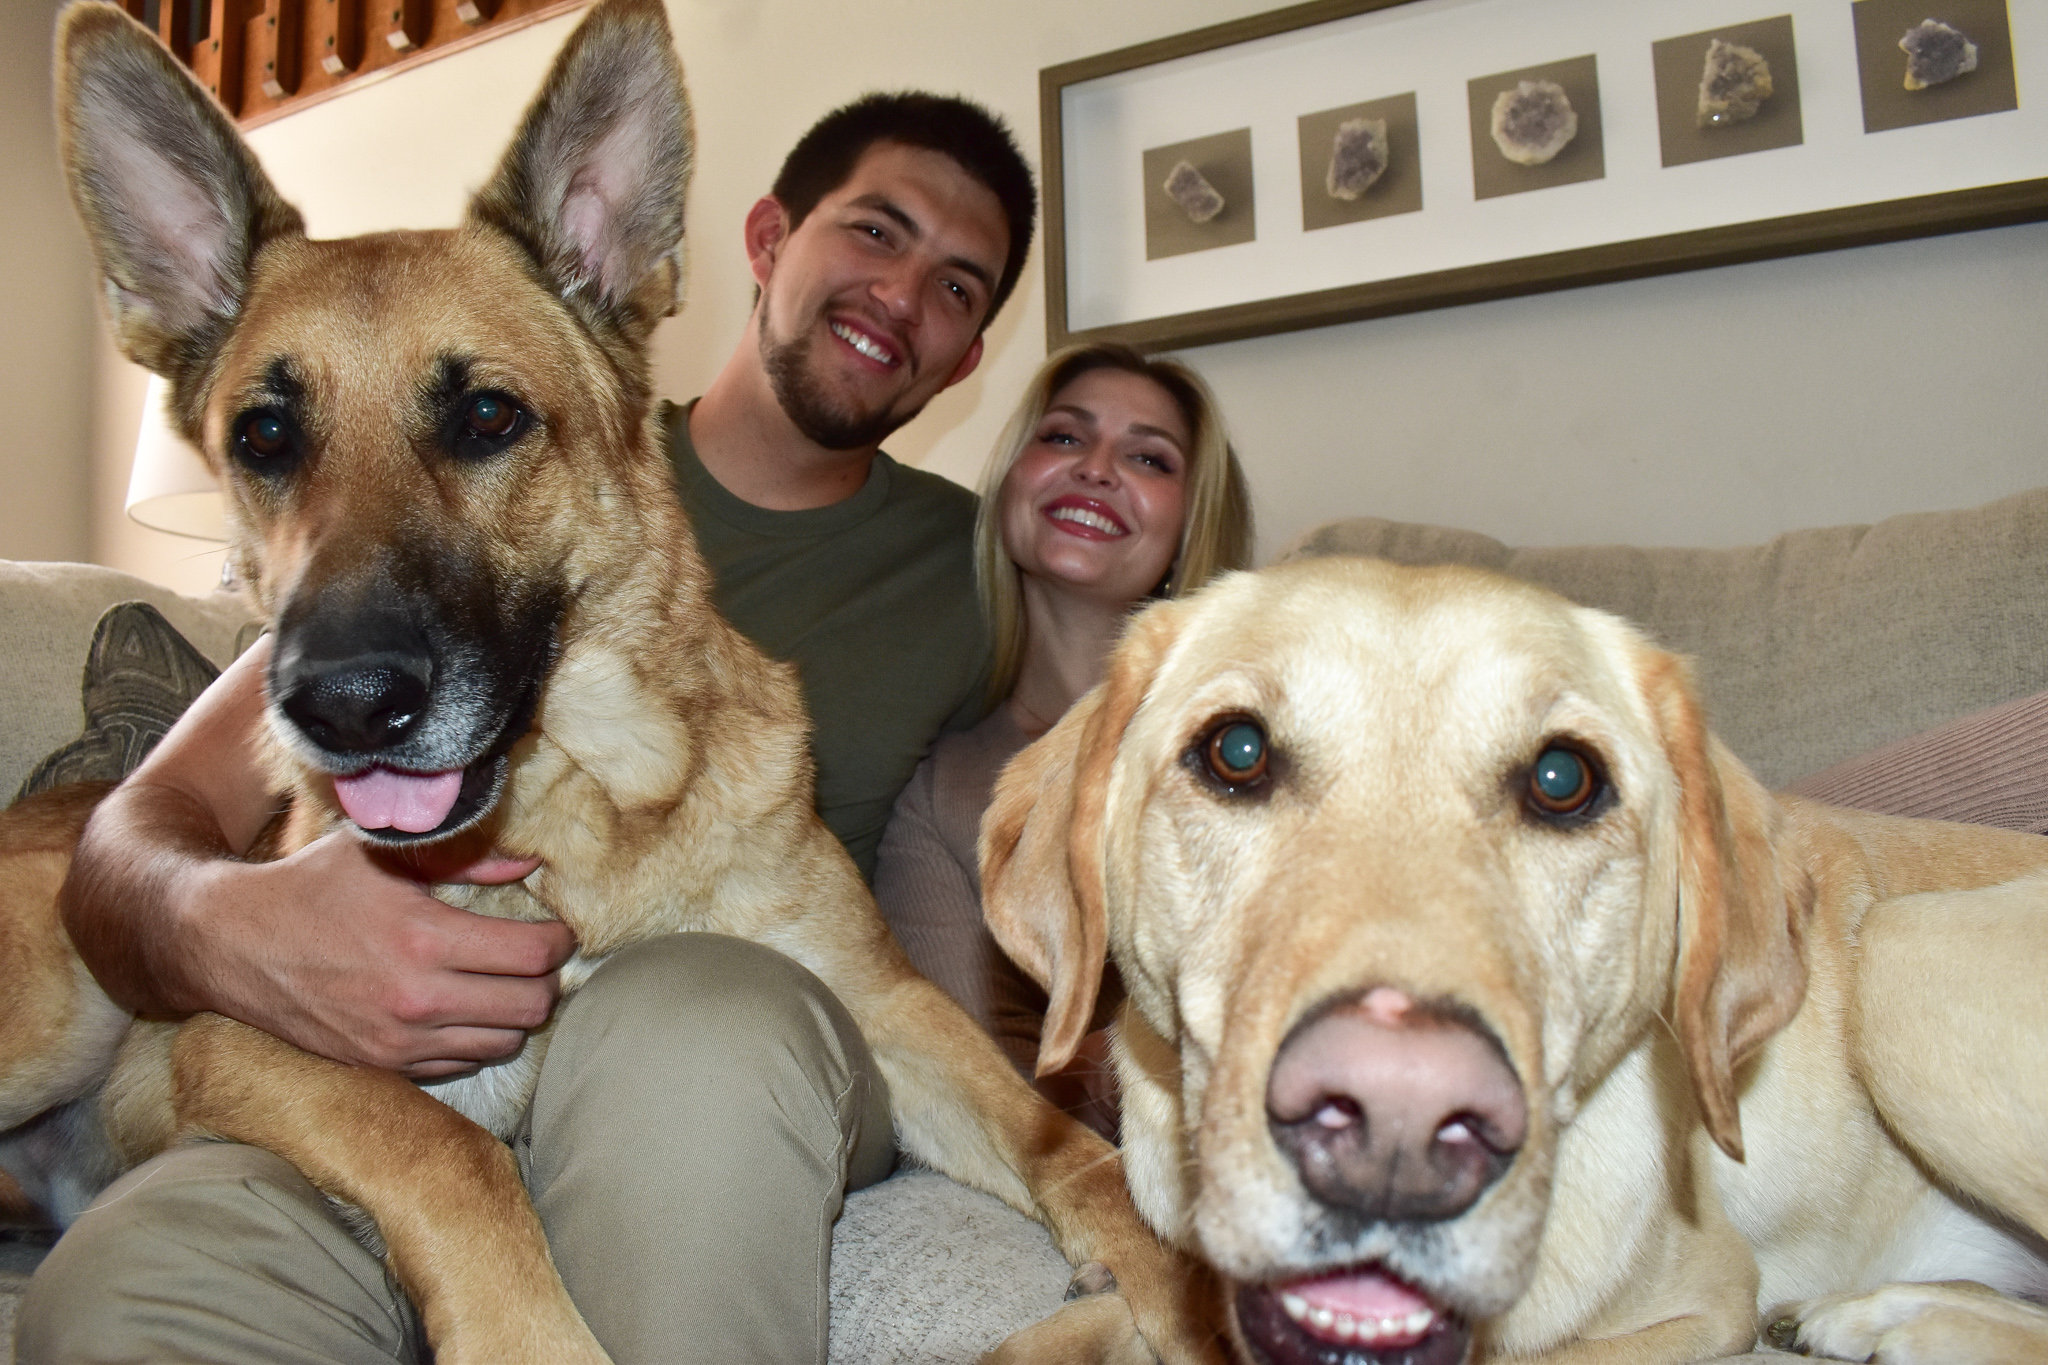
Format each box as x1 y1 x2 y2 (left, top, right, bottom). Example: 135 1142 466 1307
0 4 1219 1361
982 556 2048 1364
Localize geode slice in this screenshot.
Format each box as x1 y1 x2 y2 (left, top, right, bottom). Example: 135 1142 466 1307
1697 38 1774 127
1900 18 1978 90
1163 160 1225 223
1325 117 1390 200
1491 80 1578 166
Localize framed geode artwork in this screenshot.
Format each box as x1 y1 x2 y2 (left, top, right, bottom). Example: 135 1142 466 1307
1298 93 1423 232
1652 17 1806 168
1851 0 2018 134
1467 55 1606 200
1040 0 2048 353
1144 129 1259 259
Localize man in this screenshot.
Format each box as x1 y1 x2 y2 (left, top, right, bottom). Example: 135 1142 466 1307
22 92 1035 1364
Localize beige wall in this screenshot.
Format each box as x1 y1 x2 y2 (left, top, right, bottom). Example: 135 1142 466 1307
1 0 94 565
49 0 2048 587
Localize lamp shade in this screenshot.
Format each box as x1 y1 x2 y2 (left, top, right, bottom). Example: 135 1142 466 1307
126 374 229 541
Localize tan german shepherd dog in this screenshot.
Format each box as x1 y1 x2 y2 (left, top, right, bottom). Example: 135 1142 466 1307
0 3 1217 1361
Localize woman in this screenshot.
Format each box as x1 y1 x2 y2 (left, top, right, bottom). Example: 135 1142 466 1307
874 342 1253 1137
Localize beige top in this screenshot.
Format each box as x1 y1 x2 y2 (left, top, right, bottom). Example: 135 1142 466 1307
872 706 1049 1078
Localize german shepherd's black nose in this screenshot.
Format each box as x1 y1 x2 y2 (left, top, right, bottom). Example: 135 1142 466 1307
275 616 434 755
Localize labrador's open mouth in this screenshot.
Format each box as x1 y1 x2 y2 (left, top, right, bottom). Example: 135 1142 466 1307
1236 1265 1469 1365
333 755 507 845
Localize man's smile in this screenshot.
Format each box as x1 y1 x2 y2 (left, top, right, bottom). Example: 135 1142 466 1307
830 318 900 368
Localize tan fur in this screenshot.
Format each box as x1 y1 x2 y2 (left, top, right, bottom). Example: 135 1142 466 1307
0 3 1218 1361
983 557 2048 1363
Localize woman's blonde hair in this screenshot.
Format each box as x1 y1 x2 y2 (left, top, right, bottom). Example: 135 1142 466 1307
974 342 1253 702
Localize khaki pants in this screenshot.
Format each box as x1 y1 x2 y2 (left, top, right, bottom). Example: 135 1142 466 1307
17 934 896 1364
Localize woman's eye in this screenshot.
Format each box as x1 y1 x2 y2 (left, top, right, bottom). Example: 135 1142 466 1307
1203 717 1269 788
1528 745 1599 816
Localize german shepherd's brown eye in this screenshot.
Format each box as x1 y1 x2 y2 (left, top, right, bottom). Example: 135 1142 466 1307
451 391 528 459
1201 716 1269 789
466 394 517 436
1527 743 1601 817
233 409 298 469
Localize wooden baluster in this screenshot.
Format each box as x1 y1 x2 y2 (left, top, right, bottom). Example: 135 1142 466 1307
256 0 301 99
155 0 194 63
198 0 245 114
317 0 363 76
379 0 428 53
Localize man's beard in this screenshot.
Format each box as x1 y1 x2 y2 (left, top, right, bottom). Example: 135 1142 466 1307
759 296 927 451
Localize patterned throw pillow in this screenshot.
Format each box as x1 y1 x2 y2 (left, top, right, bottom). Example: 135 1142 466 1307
13 602 221 803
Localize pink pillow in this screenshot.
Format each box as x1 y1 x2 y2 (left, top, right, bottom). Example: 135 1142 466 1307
1786 690 2048 835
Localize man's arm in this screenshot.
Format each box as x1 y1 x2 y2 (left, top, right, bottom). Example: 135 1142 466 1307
62 638 576 1079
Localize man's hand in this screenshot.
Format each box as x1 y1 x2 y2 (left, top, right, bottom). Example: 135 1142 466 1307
61 638 576 1079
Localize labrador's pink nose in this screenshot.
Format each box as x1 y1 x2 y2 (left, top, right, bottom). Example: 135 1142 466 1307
1267 987 1526 1224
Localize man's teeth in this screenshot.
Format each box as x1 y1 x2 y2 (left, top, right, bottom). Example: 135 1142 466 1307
831 322 895 364
1278 1292 1434 1344
1048 505 1126 535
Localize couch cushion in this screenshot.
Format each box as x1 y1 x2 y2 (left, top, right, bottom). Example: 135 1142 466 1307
828 1170 1071 1363
1278 489 2048 788
0 562 260 803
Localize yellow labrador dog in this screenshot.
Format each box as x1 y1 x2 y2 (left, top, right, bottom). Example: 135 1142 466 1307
982 556 2048 1365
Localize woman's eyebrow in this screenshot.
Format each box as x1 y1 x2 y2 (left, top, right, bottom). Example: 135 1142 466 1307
1126 422 1186 448
1043 403 1099 426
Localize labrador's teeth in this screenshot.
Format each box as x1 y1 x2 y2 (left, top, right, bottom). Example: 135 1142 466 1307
1333 1313 1356 1340
1405 1309 1434 1334
1280 1292 1308 1322
1308 1306 1335 1331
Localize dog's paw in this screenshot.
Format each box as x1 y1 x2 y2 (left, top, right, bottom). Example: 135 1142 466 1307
1767 1281 2048 1363
981 1291 1157 1365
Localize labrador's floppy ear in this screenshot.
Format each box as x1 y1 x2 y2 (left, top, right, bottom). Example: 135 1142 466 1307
1638 647 1813 1162
56 3 304 391
468 0 692 354
982 607 1180 1077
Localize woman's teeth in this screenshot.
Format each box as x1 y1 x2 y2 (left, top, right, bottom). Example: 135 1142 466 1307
1048 505 1125 535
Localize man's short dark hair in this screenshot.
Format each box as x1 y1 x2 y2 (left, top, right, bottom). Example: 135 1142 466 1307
772 92 1036 329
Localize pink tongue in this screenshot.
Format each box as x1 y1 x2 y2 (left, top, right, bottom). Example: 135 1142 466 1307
333 767 464 834
1288 1267 1432 1322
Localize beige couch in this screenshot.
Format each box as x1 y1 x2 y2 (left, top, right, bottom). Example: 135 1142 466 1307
5 484 2046 1360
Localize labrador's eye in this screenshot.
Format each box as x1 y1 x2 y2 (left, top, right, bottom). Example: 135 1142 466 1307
1528 745 1598 816
1204 717 1269 787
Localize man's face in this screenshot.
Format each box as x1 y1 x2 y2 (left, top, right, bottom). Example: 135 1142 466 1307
752 141 1010 451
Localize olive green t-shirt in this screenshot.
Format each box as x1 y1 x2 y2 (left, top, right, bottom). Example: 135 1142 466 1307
662 402 990 881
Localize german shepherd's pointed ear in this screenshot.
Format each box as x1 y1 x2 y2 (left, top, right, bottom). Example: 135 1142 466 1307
469 0 692 351
982 606 1181 1077
1637 647 1814 1162
55 3 304 387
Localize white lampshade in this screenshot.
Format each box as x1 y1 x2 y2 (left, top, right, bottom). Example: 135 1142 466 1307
127 374 229 541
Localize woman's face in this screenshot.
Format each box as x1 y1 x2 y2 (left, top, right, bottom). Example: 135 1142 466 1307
999 368 1192 607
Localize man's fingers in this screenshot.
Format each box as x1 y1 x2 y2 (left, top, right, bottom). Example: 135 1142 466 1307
434 905 577 978
396 1030 533 1080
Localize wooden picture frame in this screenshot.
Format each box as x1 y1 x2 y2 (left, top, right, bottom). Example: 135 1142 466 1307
1041 0 2048 352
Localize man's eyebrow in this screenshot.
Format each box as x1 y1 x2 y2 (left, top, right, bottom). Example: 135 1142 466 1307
847 193 997 291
